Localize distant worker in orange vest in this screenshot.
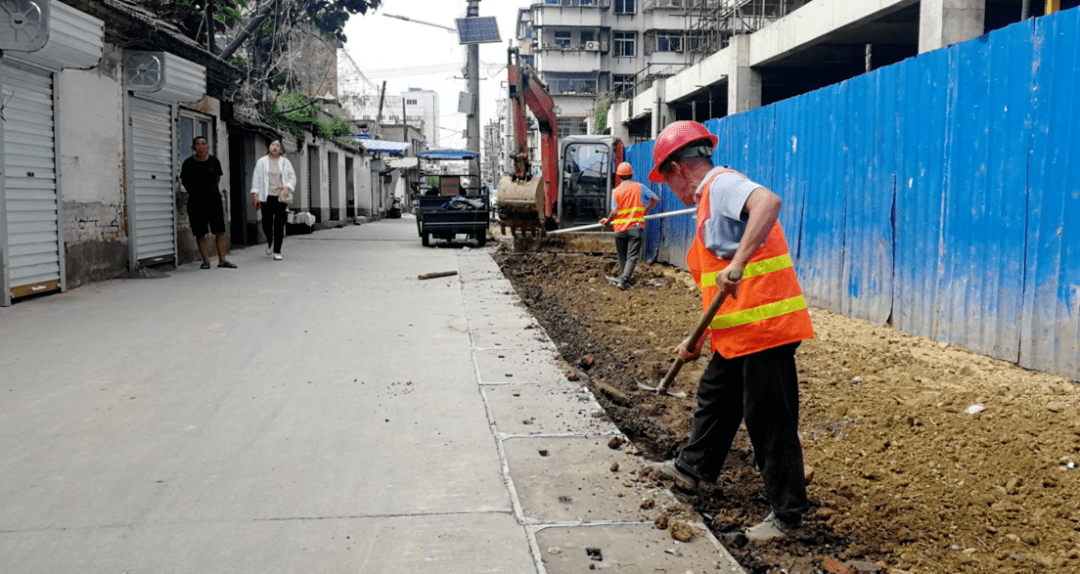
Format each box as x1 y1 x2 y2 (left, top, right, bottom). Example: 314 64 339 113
599 162 658 290
645 121 815 543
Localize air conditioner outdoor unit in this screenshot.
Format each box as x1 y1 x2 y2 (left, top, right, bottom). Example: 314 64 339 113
585 41 599 51
0 0 49 52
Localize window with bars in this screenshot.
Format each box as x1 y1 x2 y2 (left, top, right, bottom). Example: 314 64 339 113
544 72 598 95
655 30 683 52
613 31 635 57
554 30 572 48
178 112 212 165
613 74 635 99
557 117 589 136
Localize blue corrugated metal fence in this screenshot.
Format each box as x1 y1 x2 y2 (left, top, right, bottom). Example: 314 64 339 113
624 9 1080 380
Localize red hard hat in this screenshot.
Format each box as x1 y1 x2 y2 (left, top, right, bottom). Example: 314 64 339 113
648 121 718 183
616 162 633 177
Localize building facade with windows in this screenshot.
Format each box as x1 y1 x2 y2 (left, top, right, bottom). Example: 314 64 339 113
341 88 439 149
516 0 1037 146
515 0 714 138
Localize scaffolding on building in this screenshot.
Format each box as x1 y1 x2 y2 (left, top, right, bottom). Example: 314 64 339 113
685 0 811 66
614 0 811 102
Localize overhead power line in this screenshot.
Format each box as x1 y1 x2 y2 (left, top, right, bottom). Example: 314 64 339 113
361 61 505 80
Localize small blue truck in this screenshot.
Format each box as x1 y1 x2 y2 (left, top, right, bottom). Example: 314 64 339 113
413 149 489 248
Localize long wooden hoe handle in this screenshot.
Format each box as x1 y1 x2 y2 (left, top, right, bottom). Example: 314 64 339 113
653 270 738 395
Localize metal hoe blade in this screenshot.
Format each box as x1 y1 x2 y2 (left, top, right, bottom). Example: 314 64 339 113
638 276 736 400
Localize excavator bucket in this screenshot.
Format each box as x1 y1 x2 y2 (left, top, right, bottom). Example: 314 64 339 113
496 176 546 237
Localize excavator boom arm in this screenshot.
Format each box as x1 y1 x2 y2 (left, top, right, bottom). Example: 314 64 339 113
507 64 559 218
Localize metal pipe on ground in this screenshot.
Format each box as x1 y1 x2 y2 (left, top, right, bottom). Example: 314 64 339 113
547 207 696 235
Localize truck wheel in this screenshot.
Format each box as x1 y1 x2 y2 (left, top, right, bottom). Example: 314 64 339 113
475 231 487 247
422 232 430 247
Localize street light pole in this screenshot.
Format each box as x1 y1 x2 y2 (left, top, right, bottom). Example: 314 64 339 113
466 0 481 178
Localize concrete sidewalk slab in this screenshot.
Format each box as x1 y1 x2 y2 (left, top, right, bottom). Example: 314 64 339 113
474 347 569 383
482 383 612 436
501 436 655 524
2 513 536 574
535 523 744 574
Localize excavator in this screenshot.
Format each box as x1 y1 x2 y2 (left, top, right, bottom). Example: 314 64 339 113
496 49 624 238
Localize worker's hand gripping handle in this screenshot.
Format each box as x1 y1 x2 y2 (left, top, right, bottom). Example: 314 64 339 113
654 268 741 395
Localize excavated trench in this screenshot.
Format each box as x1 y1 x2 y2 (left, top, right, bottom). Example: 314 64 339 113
493 245 1080 574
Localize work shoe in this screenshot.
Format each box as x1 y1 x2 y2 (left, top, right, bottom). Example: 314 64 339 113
745 512 802 543
617 280 631 291
649 460 698 489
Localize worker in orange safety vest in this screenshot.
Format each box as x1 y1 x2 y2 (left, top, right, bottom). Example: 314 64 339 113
599 162 658 290
645 121 815 543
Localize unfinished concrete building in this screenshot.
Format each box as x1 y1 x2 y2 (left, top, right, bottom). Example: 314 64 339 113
588 0 1076 142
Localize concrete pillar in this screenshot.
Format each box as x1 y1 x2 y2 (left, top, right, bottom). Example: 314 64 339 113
727 35 761 116
650 80 667 138
919 0 985 54
610 101 630 144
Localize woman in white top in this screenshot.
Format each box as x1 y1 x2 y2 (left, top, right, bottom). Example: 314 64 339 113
250 140 297 259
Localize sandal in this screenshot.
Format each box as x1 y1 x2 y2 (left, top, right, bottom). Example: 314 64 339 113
217 261 238 269
200 262 211 269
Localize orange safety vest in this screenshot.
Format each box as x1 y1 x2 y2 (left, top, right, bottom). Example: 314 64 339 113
611 181 646 232
686 170 814 359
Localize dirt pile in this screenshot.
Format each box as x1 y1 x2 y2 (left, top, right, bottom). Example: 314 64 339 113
493 247 1080 574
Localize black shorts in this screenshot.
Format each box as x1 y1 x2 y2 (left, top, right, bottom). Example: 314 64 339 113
188 196 226 237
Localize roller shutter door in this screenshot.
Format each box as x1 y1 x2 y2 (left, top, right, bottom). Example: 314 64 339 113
129 96 176 266
2 61 61 300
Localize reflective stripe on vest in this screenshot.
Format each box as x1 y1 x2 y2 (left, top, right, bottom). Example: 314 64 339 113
685 170 814 358
612 181 646 231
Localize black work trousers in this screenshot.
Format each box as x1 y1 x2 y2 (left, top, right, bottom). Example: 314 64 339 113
614 226 643 284
262 195 287 254
674 342 809 522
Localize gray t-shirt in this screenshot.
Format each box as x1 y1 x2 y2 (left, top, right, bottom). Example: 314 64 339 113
695 166 764 259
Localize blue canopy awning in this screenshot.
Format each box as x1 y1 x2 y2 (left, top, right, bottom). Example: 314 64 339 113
417 149 478 161
358 138 412 155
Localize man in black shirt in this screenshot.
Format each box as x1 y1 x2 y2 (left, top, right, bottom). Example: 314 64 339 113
180 136 236 269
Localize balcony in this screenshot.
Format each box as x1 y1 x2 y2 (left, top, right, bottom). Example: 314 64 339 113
533 1 605 28
536 48 602 75
643 0 687 9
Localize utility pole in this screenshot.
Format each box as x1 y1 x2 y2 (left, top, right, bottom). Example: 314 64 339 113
466 0 481 170
206 0 215 53
381 2 499 175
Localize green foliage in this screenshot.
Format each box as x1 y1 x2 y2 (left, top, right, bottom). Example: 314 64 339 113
143 1 382 54
214 8 242 26
266 90 353 141
304 0 381 43
325 116 352 137
143 0 380 138
595 94 610 134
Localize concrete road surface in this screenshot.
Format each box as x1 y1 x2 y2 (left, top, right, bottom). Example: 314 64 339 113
0 217 743 574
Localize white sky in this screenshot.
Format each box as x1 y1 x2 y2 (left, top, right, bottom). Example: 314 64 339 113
341 0 527 150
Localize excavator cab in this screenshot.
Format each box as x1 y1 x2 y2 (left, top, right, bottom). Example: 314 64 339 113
496 52 624 238
558 136 617 226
